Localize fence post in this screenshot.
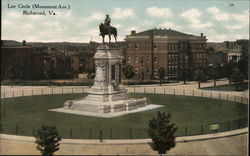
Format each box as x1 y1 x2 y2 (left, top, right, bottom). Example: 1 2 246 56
32 90 33 96
201 91 203 97
16 125 18 135
164 88 166 94
192 90 194 96
52 88 53 94
130 128 132 139
183 89 185 96
238 119 241 128
174 89 175 95
99 130 103 142
201 124 203 134
22 91 24 96
69 128 72 138
89 128 92 138
110 128 112 139
3 92 5 99
185 126 187 136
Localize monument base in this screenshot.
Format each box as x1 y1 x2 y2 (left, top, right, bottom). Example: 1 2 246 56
64 96 147 113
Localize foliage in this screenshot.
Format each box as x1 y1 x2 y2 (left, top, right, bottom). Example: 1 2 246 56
147 111 177 154
87 68 95 80
231 67 244 84
237 60 248 79
193 67 207 82
35 124 62 156
122 65 135 85
158 67 165 85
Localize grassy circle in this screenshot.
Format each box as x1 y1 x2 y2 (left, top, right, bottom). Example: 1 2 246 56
1 93 248 139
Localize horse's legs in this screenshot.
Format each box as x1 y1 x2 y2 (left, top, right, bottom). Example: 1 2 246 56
114 35 117 43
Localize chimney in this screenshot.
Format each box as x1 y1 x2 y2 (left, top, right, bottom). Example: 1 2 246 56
22 40 26 46
201 33 203 36
131 30 136 35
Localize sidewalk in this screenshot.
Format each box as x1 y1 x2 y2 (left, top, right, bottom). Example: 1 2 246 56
1 128 248 145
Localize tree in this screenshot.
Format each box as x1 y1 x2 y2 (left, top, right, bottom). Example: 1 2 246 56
158 67 165 86
35 124 62 156
237 59 248 79
231 67 245 91
208 64 220 86
193 67 207 89
147 111 177 155
222 61 237 84
122 65 135 86
87 68 95 80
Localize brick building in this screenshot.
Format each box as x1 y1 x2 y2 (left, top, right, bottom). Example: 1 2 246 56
1 41 47 80
124 28 207 80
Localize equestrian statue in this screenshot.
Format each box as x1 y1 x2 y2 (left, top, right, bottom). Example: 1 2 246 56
99 14 117 44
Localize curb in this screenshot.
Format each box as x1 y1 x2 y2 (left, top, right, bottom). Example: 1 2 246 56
0 128 248 145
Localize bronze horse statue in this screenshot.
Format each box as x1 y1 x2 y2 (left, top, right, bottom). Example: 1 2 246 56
99 23 117 44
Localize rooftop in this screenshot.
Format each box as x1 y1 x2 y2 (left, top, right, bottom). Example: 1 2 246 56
128 28 198 37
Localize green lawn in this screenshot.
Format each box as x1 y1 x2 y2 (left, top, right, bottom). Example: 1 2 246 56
201 82 248 91
0 93 248 139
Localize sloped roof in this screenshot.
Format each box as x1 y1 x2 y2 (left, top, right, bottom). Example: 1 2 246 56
131 28 195 37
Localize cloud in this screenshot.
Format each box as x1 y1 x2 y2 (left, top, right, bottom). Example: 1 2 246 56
180 8 202 24
207 7 229 21
224 25 242 30
230 9 249 25
160 21 182 30
146 7 172 17
6 11 21 19
180 8 212 29
112 8 135 19
190 22 213 29
82 11 104 22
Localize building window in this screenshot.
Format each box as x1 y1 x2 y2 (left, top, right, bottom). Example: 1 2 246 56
135 43 139 49
127 56 130 63
135 56 138 62
147 57 150 63
154 57 158 63
135 68 138 73
153 68 158 75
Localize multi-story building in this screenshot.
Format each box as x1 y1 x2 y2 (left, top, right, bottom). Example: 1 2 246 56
217 41 243 63
1 40 47 80
124 28 207 80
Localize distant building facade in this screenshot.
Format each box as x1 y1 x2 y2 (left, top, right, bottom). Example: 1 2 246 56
1 40 47 80
217 41 243 63
125 28 207 80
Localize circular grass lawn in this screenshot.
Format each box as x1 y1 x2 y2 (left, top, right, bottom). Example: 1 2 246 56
0 93 248 139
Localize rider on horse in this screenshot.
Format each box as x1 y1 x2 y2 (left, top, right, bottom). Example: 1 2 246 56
104 14 111 35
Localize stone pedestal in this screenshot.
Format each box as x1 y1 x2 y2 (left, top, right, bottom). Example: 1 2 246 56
64 45 147 114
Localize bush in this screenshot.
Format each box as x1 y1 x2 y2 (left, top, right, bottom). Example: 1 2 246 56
35 124 61 156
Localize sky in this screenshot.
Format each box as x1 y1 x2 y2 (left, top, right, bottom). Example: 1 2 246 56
1 0 249 43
